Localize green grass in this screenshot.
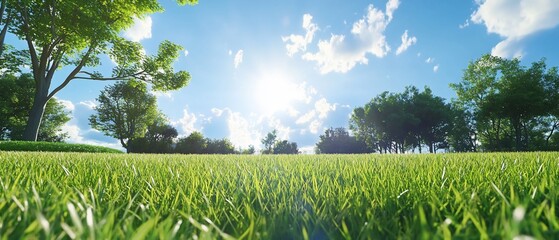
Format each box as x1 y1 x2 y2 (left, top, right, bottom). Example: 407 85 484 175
0 141 123 153
0 152 558 239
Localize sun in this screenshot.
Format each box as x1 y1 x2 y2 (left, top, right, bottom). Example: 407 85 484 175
252 70 306 115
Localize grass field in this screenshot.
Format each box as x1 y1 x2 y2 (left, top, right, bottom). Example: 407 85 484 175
0 141 123 153
0 152 558 239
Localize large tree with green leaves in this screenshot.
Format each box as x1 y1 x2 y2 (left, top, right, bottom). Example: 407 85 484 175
350 88 419 153
451 54 559 151
0 73 70 141
89 81 158 152
409 87 453 153
350 86 454 153
3 0 197 141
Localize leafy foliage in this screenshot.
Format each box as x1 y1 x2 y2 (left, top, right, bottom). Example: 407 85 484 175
451 54 559 151
89 81 158 152
260 130 278 154
175 132 238 154
315 127 371 154
350 86 453 153
128 116 178 154
0 73 70 142
3 0 196 140
175 131 207 154
205 138 236 154
273 140 299 154
0 152 557 238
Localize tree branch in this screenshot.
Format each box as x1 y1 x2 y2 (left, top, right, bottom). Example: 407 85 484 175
47 43 96 100
21 10 41 87
75 70 147 81
0 12 10 57
0 0 6 21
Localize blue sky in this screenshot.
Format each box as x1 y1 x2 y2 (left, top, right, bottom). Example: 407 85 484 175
20 0 559 152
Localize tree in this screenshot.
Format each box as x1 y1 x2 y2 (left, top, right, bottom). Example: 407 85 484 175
175 131 207 154
128 115 178 153
451 54 559 151
240 145 256 155
2 0 197 141
261 130 278 154
350 89 418 153
89 81 158 153
0 73 70 141
315 127 371 154
447 104 477 152
410 87 452 153
350 86 455 153
205 138 236 154
273 140 299 154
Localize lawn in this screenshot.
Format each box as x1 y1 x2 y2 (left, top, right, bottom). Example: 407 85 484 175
0 152 557 239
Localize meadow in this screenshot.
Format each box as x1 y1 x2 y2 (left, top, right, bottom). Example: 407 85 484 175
0 152 558 239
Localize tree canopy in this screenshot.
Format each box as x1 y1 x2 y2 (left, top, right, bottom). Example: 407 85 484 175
451 54 559 151
89 81 158 152
1 0 197 141
315 127 371 154
350 86 453 153
128 115 178 154
0 73 70 142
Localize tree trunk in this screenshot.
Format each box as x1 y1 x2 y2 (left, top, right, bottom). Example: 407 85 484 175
545 120 557 147
0 2 9 57
22 89 49 141
512 117 521 151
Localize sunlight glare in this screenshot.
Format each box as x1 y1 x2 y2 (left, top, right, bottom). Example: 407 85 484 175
253 70 307 115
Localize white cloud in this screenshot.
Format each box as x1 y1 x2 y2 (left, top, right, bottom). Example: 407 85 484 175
309 120 321 134
61 124 123 151
211 108 224 117
234 50 244 68
57 99 75 111
296 111 316 125
286 106 300 118
315 98 336 119
79 101 97 109
459 19 470 29
395 30 417 55
175 107 198 136
302 1 399 74
385 0 400 21
228 50 233 56
150 90 173 100
491 38 524 59
227 111 261 149
433 64 440 73
295 97 336 134
123 16 153 42
470 0 559 58
184 50 189 57
298 146 316 154
282 13 319 56
425 57 434 63
266 117 291 141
